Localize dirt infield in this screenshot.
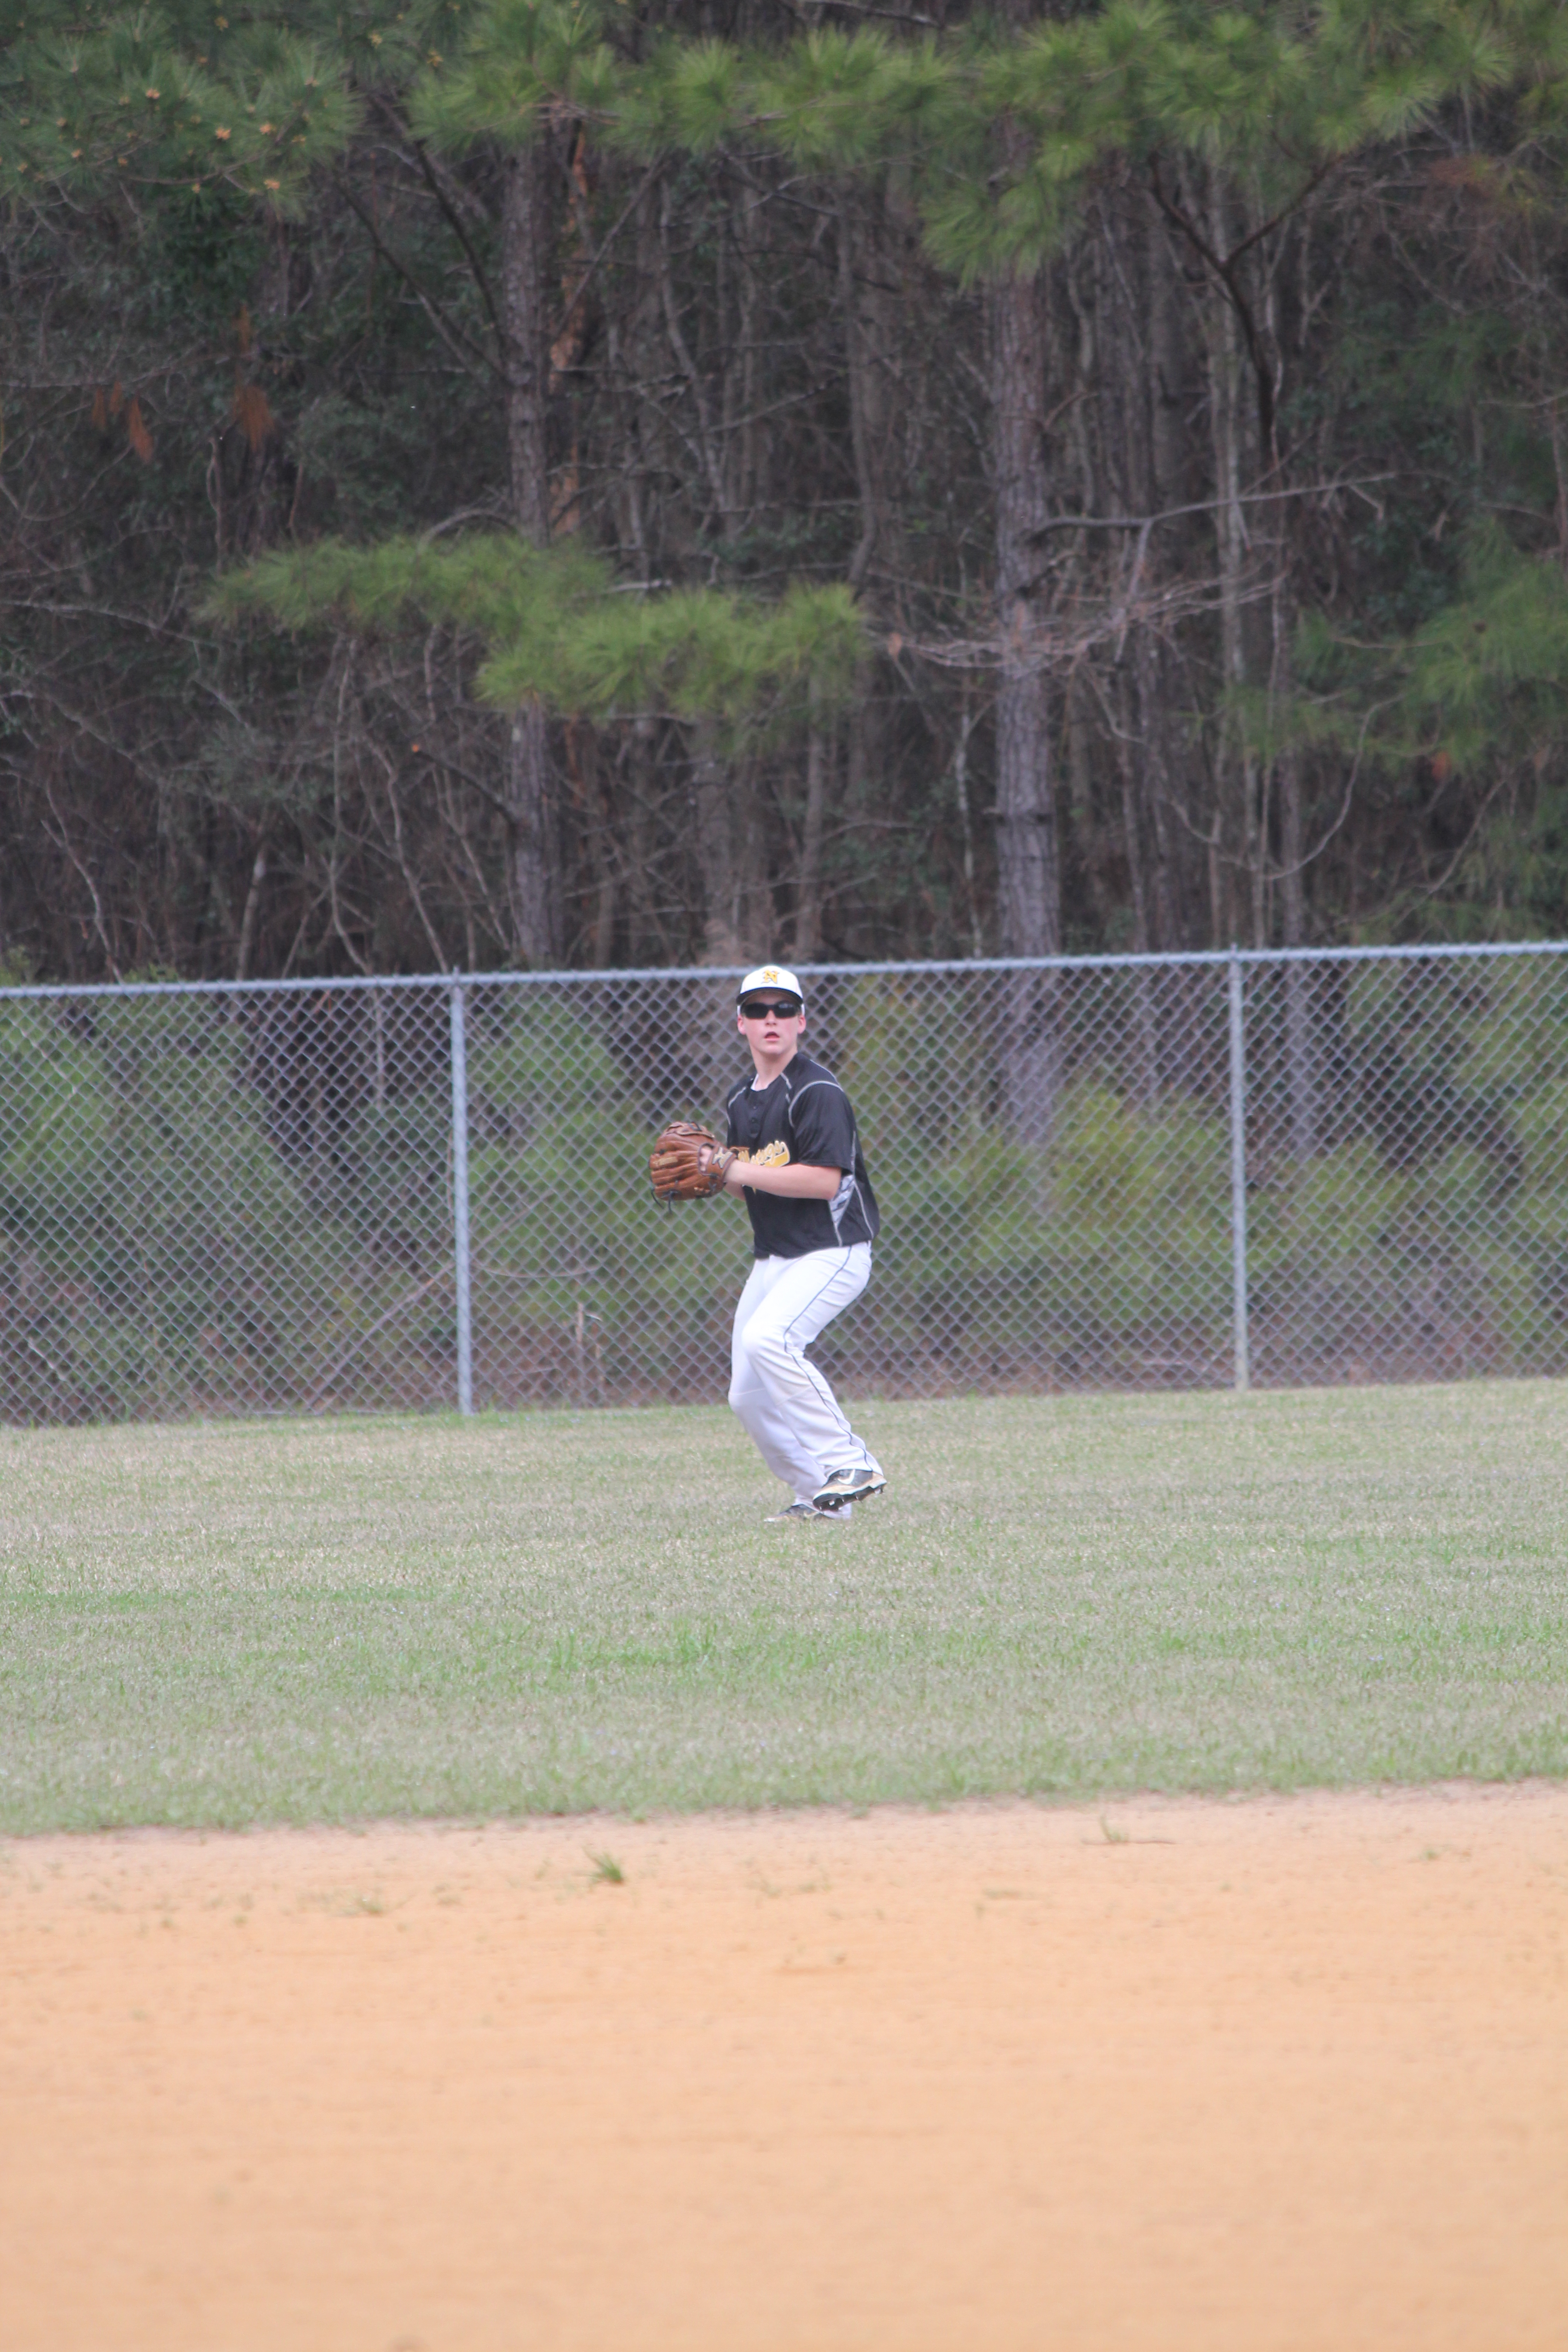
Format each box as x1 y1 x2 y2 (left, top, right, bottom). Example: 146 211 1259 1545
3 1788 1565 2352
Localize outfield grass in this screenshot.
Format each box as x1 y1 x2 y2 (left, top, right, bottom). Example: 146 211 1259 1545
1 1383 1564 1832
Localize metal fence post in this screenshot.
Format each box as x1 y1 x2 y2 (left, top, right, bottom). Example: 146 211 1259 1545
449 980 474 1417
1227 947 1250 1392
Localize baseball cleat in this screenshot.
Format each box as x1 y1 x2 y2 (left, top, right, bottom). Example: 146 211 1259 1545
766 1499 835 1522
812 1466 886 1512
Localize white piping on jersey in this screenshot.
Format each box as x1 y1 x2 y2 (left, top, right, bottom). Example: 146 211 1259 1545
727 1064 851 1125
781 1072 861 1234
828 1168 858 1235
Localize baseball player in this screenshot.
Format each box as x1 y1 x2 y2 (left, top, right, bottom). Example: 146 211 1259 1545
712 965 886 1523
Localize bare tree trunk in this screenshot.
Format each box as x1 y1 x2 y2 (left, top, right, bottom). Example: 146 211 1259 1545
1135 633 1185 951
991 250 1061 1145
732 753 771 959
839 196 898 933
839 196 904 596
1274 594 1318 1155
1084 186 1160 959
1183 163 1273 950
235 838 268 982
794 692 830 963
989 13 1062 1144
692 719 742 965
1108 675 1159 1104
1105 185 1199 958
844 649 880 956
500 139 556 965
990 259 1059 963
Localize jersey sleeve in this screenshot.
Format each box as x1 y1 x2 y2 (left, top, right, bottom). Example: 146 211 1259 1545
788 1079 857 1172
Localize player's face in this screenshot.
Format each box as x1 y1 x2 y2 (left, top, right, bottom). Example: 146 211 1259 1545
737 995 805 1061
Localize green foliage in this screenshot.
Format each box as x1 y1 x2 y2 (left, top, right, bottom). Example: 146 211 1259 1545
145 178 265 324
10 0 1550 346
462 1000 738 1397
7 958 1568 1420
1238 955 1568 1372
211 532 867 725
0 997 318 1416
0 0 357 217
1290 524 1568 934
10 0 1568 976
1401 527 1568 763
871 1079 1232 1380
411 0 616 150
470 0 1553 279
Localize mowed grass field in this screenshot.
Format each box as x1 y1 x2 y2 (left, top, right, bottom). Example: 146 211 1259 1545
1 1382 1564 1834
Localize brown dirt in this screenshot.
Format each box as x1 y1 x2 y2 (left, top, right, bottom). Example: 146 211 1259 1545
3 1786 1566 2352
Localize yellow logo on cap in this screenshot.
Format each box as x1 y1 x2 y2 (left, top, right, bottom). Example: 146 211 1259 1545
762 967 781 980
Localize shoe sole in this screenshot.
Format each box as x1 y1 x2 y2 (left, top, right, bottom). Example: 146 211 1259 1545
813 1477 886 1514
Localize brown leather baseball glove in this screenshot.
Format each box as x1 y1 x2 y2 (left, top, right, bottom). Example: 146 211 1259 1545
649 1121 737 1202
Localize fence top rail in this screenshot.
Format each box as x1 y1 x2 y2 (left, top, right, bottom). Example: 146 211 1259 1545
0 938 1564 1004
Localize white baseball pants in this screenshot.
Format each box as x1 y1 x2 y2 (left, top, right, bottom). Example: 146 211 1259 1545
728 1245 879 1505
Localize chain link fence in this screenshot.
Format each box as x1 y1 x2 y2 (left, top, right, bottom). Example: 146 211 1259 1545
0 945 1564 1422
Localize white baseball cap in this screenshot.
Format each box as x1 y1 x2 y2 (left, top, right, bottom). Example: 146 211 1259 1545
736 964 804 1006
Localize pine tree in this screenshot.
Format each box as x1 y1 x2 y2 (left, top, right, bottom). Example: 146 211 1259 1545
13 0 1568 979
0 2 354 218
205 0 875 967
572 0 1547 958
211 531 864 731
407 0 611 959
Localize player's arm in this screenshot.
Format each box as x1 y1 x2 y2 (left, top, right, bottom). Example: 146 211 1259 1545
728 1079 854 1203
721 1158 840 1201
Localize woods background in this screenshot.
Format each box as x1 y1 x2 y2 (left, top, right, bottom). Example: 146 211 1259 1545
4 0 1568 985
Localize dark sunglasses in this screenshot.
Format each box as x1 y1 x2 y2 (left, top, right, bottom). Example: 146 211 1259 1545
739 998 802 1020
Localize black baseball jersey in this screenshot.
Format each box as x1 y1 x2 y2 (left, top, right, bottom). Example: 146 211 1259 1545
724 1050 880 1260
